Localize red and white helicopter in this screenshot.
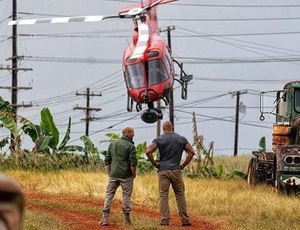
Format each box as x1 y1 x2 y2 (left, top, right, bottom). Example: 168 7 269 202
9 0 192 123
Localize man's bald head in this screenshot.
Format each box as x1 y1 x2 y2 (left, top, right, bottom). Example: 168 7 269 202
163 121 173 133
122 127 135 140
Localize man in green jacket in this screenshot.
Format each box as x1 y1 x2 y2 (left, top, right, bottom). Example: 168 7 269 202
99 126 137 226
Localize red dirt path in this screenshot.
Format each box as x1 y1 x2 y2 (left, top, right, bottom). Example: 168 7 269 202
25 191 229 230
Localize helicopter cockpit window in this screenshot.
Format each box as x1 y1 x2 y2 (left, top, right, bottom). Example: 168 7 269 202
147 60 168 86
147 51 159 58
294 88 300 112
125 63 144 89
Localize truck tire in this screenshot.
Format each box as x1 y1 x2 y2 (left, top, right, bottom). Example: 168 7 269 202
247 157 258 186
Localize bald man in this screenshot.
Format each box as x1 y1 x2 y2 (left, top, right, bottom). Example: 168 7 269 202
0 174 24 230
146 121 195 227
99 127 137 226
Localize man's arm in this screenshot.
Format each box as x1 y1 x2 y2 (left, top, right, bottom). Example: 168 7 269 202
146 143 159 168
106 165 111 174
131 166 137 178
180 143 195 169
129 145 138 178
105 145 112 175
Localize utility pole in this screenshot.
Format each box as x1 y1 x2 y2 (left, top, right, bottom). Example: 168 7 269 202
156 100 161 136
229 89 247 156
4 0 33 152
74 88 102 137
11 0 19 119
160 25 175 130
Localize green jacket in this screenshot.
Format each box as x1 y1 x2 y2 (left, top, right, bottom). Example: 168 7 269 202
105 136 137 178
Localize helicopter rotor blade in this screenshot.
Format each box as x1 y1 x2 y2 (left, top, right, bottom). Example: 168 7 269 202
8 15 119 26
136 0 164 15
147 0 165 10
119 0 164 18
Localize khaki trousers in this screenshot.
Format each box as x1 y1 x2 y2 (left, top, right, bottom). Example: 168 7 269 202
158 170 190 225
102 177 134 214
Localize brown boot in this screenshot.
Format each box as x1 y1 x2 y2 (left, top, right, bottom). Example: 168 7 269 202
124 213 131 225
99 212 109 226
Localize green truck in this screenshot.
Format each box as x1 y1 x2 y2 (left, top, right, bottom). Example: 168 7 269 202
247 81 300 195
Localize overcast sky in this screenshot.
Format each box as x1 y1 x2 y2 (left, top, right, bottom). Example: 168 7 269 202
1 0 300 155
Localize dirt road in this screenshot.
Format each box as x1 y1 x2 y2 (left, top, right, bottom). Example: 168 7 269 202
25 192 225 230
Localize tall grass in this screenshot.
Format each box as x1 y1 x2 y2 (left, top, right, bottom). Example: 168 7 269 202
4 154 300 230
214 153 252 175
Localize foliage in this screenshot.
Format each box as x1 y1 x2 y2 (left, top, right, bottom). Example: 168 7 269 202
0 97 32 151
99 132 121 156
0 137 9 151
0 97 16 131
80 135 98 155
135 141 153 173
258 136 266 151
0 98 98 155
22 108 97 155
102 132 121 141
0 151 104 171
185 112 247 180
40 107 60 150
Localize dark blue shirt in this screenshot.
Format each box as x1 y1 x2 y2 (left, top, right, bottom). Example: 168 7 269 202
152 132 188 171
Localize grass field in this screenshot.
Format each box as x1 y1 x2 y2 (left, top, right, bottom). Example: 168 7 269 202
3 154 300 230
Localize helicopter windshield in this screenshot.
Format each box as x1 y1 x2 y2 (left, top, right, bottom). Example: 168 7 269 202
125 63 144 89
147 60 168 86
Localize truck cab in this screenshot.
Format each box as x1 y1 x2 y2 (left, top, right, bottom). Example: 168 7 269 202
247 81 300 195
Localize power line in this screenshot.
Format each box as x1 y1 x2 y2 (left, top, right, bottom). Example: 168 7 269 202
23 56 121 64
176 56 300 64
163 17 300 22
175 3 300 8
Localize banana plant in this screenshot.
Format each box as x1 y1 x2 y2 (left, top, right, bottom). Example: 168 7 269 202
0 137 9 151
99 132 121 156
258 136 266 152
136 141 153 173
80 135 98 155
22 108 96 154
22 108 59 153
0 97 32 152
